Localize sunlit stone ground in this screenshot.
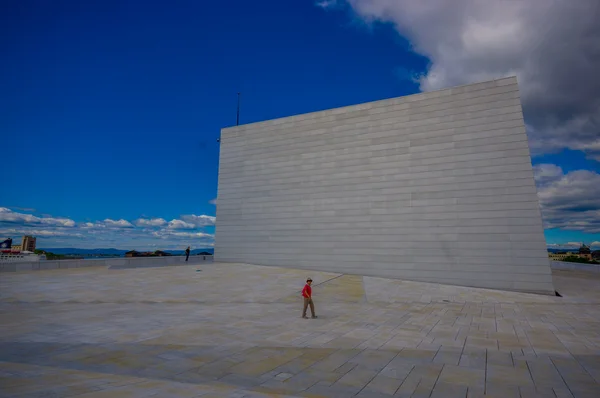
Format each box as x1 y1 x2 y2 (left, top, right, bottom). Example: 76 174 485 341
1 262 599 397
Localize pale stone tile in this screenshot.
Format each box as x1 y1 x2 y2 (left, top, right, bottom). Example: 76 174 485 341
1 264 599 397
486 364 534 387
438 364 485 386
430 382 468 398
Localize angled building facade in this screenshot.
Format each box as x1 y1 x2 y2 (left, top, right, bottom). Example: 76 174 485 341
215 77 555 294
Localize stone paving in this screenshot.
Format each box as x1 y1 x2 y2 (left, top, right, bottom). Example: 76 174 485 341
0 262 599 397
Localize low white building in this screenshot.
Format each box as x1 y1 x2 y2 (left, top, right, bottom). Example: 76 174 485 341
0 250 45 263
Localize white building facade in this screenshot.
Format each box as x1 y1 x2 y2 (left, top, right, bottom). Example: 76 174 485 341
215 77 554 294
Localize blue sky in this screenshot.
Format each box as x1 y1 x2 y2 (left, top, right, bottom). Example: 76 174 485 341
1 0 599 250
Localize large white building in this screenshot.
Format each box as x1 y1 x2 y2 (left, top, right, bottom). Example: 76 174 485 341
214 77 555 295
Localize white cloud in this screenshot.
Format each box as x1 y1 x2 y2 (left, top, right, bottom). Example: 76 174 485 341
82 219 143 230
29 230 84 238
180 214 216 227
0 207 216 250
101 219 134 228
316 0 339 9
134 218 167 227
533 165 600 233
547 242 600 250
152 229 214 240
8 206 36 212
167 231 213 239
532 164 563 188
0 207 75 227
0 227 83 238
327 0 600 160
167 219 196 230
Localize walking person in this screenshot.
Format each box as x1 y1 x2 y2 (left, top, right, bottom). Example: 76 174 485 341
185 246 191 262
301 278 317 319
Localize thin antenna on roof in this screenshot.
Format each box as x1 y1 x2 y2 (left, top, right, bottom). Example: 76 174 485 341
236 92 241 126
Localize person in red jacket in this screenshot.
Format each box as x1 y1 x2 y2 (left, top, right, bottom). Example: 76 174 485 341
301 278 317 319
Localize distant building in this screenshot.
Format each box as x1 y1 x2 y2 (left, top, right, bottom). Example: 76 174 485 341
4 236 36 253
593 250 600 261
548 252 570 261
0 236 43 263
22 235 36 252
579 244 592 261
549 245 596 262
125 250 139 257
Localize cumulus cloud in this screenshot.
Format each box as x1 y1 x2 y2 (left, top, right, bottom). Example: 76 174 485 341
8 206 36 212
0 227 83 238
28 230 84 238
316 0 339 9
180 214 216 227
0 207 216 249
152 229 214 240
547 242 599 250
101 219 134 228
134 218 167 227
167 219 196 230
324 0 600 160
533 164 600 233
166 231 213 239
547 243 577 249
532 164 564 188
0 207 75 227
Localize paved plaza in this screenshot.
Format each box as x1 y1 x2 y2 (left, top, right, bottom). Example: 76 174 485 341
1 262 599 397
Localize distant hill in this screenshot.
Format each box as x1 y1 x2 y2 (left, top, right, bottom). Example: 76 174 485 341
172 248 215 255
39 247 214 256
193 248 214 255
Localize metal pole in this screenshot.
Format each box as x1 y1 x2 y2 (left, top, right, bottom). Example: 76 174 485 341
236 92 241 126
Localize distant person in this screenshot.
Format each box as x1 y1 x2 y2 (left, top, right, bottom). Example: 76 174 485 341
185 246 191 262
301 278 317 319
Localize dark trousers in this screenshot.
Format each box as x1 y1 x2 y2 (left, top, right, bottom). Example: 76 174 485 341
185 253 189 261
302 297 315 317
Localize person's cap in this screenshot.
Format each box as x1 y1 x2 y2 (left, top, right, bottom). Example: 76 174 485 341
307 278 312 282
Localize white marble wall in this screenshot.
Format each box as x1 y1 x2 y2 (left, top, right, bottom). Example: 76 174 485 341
215 77 554 294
